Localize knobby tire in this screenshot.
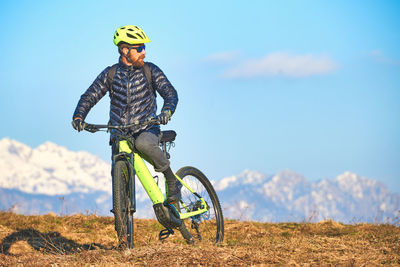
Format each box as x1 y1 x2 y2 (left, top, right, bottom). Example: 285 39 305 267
113 160 134 248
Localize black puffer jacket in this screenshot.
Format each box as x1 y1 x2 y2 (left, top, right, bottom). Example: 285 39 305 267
73 59 178 134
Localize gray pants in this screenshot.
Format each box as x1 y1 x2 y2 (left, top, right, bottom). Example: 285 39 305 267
111 130 169 172
134 131 170 172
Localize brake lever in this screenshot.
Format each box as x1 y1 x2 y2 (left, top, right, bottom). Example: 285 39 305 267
84 124 99 133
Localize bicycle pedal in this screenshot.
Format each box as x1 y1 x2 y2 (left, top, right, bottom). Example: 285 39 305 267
159 228 174 241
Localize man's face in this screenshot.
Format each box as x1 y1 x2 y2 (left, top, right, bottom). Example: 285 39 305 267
124 44 146 67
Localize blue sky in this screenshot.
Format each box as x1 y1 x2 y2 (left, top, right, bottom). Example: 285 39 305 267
1 1 399 192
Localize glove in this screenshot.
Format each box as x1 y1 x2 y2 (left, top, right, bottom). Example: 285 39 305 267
157 110 171 125
71 117 85 132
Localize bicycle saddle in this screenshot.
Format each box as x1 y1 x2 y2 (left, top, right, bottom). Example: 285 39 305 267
161 131 176 142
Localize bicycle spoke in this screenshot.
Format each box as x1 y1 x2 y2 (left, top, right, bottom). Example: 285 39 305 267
177 167 224 243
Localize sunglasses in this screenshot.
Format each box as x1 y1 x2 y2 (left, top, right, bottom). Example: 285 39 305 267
128 45 146 53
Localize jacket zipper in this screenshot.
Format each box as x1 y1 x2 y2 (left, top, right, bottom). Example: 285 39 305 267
126 69 132 124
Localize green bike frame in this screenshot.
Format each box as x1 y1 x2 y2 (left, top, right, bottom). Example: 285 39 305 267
119 140 208 220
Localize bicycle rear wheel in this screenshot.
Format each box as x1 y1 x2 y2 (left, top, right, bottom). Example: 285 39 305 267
112 160 134 248
176 166 224 243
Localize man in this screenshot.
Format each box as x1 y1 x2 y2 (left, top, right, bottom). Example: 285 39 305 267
71 25 180 204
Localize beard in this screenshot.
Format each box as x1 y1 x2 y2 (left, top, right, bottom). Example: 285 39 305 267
131 55 145 68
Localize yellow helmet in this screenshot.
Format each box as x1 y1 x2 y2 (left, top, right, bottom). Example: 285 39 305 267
113 25 151 46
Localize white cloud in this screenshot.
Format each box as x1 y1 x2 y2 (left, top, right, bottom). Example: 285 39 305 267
224 52 338 78
368 50 400 65
369 50 383 57
204 51 240 64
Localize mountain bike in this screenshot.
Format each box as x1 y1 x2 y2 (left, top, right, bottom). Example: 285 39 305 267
83 117 224 248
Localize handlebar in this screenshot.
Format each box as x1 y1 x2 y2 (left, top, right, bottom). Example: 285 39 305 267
83 117 160 133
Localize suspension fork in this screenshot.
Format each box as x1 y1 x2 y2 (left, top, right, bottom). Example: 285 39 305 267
128 154 136 213
113 140 136 214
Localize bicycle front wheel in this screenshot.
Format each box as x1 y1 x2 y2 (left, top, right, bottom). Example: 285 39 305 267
176 166 224 243
112 160 134 248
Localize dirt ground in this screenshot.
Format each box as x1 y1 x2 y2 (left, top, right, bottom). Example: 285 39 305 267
0 212 399 266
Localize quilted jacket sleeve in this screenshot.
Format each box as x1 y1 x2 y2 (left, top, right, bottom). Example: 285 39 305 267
72 67 111 120
148 62 178 115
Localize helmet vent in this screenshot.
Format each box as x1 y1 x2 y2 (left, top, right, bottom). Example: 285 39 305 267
121 27 126 29
116 32 119 36
126 33 138 39
128 28 134 31
136 32 144 39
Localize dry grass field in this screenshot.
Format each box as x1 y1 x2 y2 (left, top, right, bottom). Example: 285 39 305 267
0 211 399 266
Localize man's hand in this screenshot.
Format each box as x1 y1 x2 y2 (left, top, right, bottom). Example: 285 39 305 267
157 110 171 125
71 117 85 132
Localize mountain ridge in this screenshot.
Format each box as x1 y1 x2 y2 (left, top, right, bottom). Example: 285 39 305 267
1 138 399 223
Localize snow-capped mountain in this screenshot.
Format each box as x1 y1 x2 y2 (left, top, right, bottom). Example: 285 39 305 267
0 137 157 218
214 170 400 223
0 137 110 195
1 138 399 223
